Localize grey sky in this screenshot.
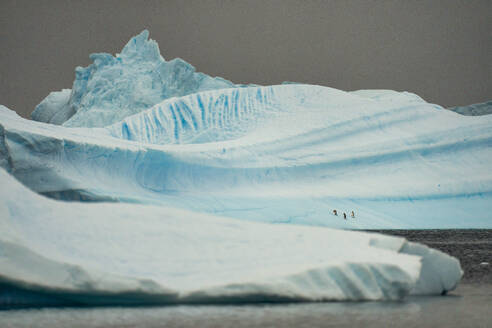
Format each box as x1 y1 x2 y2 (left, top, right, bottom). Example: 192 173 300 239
1 0 491 118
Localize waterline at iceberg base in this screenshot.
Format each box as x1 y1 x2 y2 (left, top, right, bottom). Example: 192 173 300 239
1 30 488 306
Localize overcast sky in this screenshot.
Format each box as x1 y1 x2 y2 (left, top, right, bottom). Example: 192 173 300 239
1 0 490 118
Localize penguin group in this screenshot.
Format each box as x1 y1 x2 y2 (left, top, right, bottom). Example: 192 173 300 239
332 210 355 220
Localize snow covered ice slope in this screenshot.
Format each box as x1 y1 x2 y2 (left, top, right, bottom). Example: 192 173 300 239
0 168 461 306
1 83 491 229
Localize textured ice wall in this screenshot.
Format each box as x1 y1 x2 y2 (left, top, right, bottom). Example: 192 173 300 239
107 84 330 144
31 30 236 127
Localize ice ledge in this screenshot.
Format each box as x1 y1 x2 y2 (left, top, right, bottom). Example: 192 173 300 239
0 239 419 306
0 169 462 307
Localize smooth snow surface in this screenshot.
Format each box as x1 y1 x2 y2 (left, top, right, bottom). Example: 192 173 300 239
0 169 461 306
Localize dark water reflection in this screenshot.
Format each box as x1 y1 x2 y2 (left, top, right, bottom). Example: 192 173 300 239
1 284 490 328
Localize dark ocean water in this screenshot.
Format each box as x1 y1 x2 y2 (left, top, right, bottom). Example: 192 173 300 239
1 230 491 328
367 229 492 284
1 284 491 328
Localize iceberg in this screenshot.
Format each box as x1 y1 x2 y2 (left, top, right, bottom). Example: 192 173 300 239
0 168 461 306
0 30 487 306
31 30 236 127
2 84 492 229
448 101 492 116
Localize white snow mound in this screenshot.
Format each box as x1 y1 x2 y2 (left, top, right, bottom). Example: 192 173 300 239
0 169 461 306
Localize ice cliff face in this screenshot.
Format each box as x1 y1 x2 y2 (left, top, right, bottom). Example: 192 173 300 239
31 30 235 127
